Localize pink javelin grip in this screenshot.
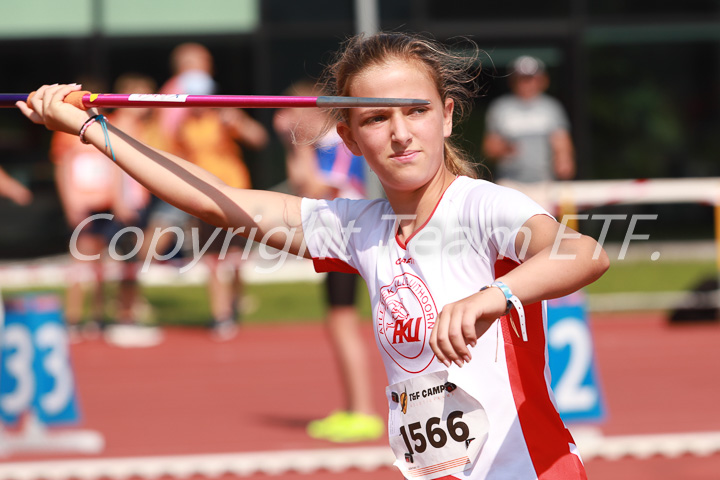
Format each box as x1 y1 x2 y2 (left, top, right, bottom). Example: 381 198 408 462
1 92 430 110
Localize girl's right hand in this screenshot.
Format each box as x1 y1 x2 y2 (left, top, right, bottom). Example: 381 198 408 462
430 287 509 368
16 84 94 135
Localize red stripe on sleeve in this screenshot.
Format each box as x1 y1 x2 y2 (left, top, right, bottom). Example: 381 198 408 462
311 257 360 275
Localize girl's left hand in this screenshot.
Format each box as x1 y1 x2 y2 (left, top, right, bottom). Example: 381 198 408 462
429 286 508 368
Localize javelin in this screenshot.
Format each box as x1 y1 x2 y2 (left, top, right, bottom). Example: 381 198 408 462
0 92 430 110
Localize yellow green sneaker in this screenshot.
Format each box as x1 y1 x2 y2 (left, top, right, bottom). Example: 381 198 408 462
307 411 384 443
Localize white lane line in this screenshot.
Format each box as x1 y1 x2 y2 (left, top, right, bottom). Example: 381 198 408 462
1 431 719 480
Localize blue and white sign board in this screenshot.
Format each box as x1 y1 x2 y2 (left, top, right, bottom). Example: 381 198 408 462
0 294 81 426
546 292 606 424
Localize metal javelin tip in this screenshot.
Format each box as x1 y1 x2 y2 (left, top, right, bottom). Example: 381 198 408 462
316 96 430 108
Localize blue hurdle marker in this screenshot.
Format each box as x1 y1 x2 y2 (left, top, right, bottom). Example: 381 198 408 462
0 293 104 454
546 291 607 424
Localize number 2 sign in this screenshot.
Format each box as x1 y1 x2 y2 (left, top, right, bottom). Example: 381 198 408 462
0 294 80 426
546 292 606 424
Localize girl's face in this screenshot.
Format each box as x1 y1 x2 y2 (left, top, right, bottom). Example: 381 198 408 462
337 59 454 194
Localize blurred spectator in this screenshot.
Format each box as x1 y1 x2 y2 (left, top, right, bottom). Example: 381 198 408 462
50 74 164 345
102 72 166 347
50 78 117 339
272 80 383 443
483 55 575 204
158 42 215 137
160 43 269 339
135 43 213 272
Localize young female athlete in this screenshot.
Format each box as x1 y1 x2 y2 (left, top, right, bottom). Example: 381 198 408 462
18 32 608 480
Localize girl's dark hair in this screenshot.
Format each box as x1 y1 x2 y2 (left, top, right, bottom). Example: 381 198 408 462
320 32 482 178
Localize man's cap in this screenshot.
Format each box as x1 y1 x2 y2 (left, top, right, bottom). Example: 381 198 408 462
511 56 546 76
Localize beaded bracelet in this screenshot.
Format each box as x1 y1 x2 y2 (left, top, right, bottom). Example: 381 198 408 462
78 114 102 144
78 114 116 162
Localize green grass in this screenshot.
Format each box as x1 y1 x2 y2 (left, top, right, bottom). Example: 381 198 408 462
142 281 372 326
585 259 717 294
4 259 716 325
3 281 372 327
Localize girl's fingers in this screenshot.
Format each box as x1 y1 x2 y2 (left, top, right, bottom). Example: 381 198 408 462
51 84 82 105
446 310 472 366
460 310 477 357
28 84 49 114
46 84 73 112
15 101 42 124
48 84 82 120
433 300 487 368
429 314 438 353
17 84 52 124
33 84 90 134
42 84 60 114
438 307 465 368
431 309 452 368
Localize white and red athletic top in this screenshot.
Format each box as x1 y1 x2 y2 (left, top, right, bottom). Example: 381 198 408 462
301 176 586 480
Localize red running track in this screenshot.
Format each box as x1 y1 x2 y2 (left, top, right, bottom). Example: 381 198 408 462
3 312 720 479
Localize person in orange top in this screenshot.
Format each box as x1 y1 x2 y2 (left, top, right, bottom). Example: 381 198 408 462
176 108 263 190
173 68 268 338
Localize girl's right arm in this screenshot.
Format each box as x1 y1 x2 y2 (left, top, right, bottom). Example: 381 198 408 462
18 84 308 256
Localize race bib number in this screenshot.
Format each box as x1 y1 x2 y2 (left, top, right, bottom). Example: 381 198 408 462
386 370 489 480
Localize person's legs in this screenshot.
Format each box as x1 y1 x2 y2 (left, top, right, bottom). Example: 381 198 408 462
205 256 234 319
138 198 190 263
105 258 163 348
105 212 165 347
202 223 245 340
327 304 374 415
205 257 238 339
115 206 153 326
115 261 143 324
66 232 105 339
88 252 105 325
307 272 383 442
64 266 85 326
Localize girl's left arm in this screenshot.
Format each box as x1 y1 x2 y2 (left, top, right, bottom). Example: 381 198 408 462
430 214 609 368
497 214 609 305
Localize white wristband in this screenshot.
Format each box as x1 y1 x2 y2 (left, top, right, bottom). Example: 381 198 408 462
481 281 527 342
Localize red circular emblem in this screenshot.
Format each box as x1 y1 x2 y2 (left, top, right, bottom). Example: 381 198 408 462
376 273 438 373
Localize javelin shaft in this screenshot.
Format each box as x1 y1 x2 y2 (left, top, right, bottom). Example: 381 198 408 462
0 94 28 106
0 93 429 109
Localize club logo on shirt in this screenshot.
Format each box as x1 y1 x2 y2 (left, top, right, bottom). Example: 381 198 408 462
377 273 438 373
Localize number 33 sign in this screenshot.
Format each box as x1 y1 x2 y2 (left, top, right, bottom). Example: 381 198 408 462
0 294 80 426
546 292 606 424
